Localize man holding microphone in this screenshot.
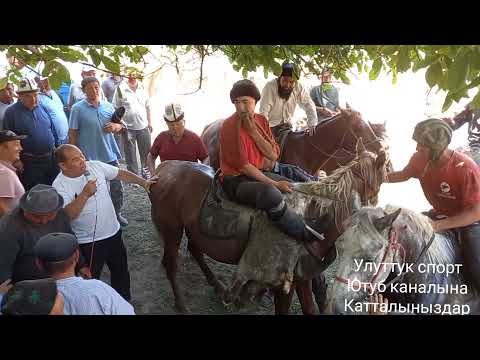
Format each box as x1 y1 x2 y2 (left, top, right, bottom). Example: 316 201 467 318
52 144 156 301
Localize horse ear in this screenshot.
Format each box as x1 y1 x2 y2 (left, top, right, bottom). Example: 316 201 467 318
356 137 366 155
373 208 401 233
375 150 387 169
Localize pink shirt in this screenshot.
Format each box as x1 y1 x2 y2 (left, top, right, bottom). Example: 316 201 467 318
0 161 25 214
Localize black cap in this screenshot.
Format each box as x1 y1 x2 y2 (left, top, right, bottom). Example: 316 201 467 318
0 130 27 144
230 79 261 103
280 61 298 79
1 279 58 315
34 232 78 262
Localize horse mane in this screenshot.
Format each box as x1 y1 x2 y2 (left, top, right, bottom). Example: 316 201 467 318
294 150 386 229
347 206 458 268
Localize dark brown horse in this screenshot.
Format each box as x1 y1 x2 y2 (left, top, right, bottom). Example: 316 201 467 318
149 139 388 314
201 109 390 176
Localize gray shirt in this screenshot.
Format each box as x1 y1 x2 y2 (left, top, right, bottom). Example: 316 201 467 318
0 207 73 283
102 77 123 103
0 100 13 130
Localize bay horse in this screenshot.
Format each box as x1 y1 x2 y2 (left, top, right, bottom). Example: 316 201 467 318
201 109 390 176
325 206 480 315
149 139 388 314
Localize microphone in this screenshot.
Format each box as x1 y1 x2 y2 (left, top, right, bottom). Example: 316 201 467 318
84 170 96 182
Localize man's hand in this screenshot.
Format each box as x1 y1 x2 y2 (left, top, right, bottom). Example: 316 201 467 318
429 218 441 232
147 124 153 133
0 279 12 295
142 178 158 194
103 122 123 133
307 125 316 136
82 180 97 198
368 292 389 315
318 107 335 117
78 266 92 279
275 180 293 193
241 112 257 135
442 117 456 127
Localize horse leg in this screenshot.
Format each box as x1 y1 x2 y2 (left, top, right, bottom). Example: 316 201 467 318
273 284 295 315
187 240 226 297
295 279 317 315
311 273 328 314
161 226 188 313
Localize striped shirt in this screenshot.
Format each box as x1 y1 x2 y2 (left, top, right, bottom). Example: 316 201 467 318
56 277 135 315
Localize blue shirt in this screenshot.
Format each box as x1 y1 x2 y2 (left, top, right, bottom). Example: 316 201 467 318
57 82 70 106
3 102 58 154
69 99 121 163
56 276 135 315
39 91 69 142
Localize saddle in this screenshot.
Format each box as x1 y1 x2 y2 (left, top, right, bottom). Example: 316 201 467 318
199 170 254 241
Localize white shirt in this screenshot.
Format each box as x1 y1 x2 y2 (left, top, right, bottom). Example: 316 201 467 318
259 78 318 128
57 277 135 315
53 161 119 244
112 83 149 130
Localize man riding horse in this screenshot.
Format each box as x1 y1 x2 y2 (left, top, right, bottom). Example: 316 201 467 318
219 79 328 259
256 61 326 182
386 118 480 293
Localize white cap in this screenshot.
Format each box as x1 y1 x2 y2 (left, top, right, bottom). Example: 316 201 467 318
16 78 39 94
164 103 184 122
82 65 95 73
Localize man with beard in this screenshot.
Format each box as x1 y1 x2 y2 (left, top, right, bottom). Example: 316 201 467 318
259 61 317 138
258 62 323 182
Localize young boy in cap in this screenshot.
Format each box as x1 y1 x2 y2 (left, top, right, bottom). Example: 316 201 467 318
0 130 26 217
146 103 208 176
34 233 135 315
0 184 89 284
1 278 64 315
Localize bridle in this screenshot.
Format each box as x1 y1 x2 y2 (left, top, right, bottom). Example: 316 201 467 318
334 223 436 302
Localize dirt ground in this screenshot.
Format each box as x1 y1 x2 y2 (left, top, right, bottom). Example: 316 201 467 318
103 182 337 315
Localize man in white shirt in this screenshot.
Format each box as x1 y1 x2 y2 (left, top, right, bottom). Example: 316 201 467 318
259 61 318 138
34 232 135 315
112 72 152 179
52 144 156 301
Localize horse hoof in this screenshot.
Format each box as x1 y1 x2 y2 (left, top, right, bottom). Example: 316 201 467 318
175 303 189 314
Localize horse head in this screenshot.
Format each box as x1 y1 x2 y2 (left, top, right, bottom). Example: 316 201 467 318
325 206 405 314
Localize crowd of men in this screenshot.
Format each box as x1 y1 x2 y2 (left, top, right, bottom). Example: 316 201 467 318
1 60 479 315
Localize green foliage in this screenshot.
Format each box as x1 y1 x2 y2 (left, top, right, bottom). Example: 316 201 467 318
1 45 479 111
